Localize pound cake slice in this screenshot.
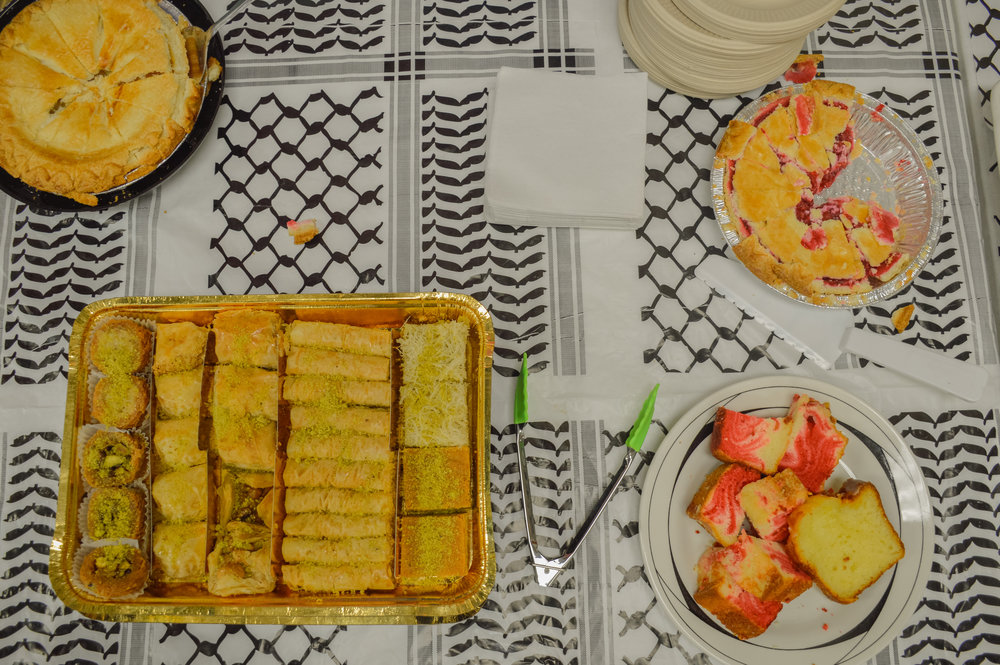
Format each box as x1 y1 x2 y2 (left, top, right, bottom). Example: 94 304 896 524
694 545 783 640
739 468 810 542
778 394 849 492
787 480 904 603
711 407 792 474
687 464 761 546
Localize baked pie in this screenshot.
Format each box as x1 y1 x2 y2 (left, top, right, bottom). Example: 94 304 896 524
0 0 206 205
717 80 909 299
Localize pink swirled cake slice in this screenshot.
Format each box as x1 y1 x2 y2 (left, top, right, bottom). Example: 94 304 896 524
711 407 792 474
687 463 761 546
693 542 783 640
739 468 810 542
778 394 849 493
713 532 812 603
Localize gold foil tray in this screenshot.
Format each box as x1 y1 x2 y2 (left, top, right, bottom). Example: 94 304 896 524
51 292 495 624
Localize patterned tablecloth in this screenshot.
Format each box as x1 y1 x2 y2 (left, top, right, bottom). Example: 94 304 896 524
1 0 999 663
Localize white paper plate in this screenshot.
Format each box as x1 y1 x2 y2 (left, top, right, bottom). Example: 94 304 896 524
636 0 801 57
619 0 802 99
639 376 932 665
618 0 713 98
672 0 846 44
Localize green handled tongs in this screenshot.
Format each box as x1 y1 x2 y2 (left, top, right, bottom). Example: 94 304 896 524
514 354 659 586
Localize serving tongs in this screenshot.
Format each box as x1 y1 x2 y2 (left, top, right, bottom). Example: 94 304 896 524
514 354 658 586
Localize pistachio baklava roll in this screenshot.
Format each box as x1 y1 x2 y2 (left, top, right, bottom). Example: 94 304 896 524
280 320 395 594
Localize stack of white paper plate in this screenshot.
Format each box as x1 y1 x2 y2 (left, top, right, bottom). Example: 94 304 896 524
618 0 845 98
673 0 847 44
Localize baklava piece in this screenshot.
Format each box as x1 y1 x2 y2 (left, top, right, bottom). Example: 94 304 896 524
283 487 394 516
399 380 469 448
211 413 277 471
151 464 208 522
212 310 282 369
153 322 209 374
206 522 275 596
89 319 152 374
81 431 146 487
397 320 469 384
288 404 390 436
399 513 471 591
154 368 204 420
284 430 391 462
398 320 471 449
215 470 274 528
152 522 207 582
212 365 280 421
78 544 149 598
152 417 205 470
282 459 394 493
401 447 472 513
285 321 392 357
285 346 390 380
86 487 146 541
282 562 394 594
282 375 392 408
91 375 149 429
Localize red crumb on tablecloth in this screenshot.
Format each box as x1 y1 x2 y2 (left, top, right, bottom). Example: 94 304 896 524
784 54 824 84
823 623 829 630
287 219 319 244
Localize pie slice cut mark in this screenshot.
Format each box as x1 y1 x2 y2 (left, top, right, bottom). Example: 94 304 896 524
35 0 103 77
2 2 92 80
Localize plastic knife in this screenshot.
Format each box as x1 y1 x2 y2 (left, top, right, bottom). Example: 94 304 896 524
695 254 988 401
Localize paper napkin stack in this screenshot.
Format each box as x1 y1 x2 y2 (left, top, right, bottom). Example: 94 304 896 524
484 67 648 230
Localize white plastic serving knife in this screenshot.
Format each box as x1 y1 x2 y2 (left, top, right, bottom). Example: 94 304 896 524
695 254 988 402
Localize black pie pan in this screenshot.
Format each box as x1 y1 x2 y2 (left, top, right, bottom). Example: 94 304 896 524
0 0 226 213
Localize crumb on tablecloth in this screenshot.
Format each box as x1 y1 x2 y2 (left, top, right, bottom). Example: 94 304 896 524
891 303 915 333
287 219 319 244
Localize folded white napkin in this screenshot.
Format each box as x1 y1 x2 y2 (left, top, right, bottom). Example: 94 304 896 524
484 67 648 229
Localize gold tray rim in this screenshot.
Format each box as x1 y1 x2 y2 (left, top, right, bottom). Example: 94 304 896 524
50 292 496 624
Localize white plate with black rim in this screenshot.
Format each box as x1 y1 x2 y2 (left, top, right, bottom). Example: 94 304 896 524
639 376 932 665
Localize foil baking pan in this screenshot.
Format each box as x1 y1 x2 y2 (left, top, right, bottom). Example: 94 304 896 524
51 292 495 624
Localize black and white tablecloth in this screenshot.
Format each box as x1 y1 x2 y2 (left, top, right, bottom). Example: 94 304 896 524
1 0 999 663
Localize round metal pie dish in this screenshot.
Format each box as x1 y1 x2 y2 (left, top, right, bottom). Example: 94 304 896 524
0 0 226 212
711 83 943 309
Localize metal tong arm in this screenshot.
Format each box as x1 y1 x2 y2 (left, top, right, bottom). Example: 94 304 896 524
551 447 637 567
517 425 637 570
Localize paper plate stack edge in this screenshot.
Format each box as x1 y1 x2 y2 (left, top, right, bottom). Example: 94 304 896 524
618 0 845 98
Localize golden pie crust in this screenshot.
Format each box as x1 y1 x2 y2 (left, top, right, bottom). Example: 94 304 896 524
719 80 909 299
0 0 204 205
